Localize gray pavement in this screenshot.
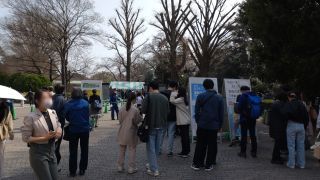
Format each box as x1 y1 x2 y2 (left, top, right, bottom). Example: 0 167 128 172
2 106 320 180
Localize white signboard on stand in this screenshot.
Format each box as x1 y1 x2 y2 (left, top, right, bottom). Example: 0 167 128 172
81 80 103 100
188 77 218 138
224 79 251 139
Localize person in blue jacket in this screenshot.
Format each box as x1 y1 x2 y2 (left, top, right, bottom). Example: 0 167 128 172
63 88 90 177
110 90 119 120
237 86 260 158
191 79 224 172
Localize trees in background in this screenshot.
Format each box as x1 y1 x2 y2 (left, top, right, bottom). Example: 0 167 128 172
0 72 51 92
187 0 237 77
2 13 59 80
143 35 193 83
108 0 146 81
3 0 102 88
152 0 195 80
239 0 320 98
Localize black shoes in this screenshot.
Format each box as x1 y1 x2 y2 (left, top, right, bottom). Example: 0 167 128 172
79 170 86 176
69 170 85 177
167 152 174 157
205 165 214 171
178 152 190 158
191 164 201 171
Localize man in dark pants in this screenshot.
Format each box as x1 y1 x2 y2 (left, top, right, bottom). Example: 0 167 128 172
237 86 261 158
191 79 224 171
63 88 90 177
109 90 119 120
269 90 287 164
69 133 89 176
52 84 66 166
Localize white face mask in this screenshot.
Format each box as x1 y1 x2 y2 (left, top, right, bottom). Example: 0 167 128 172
43 98 53 109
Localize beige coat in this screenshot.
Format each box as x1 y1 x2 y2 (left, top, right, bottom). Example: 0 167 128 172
117 105 142 147
170 93 191 126
0 108 14 141
21 109 61 144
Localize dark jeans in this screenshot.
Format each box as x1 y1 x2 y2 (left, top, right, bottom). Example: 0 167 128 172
240 120 257 153
69 132 89 174
55 135 63 165
178 125 190 155
272 136 285 161
111 104 119 120
193 128 218 167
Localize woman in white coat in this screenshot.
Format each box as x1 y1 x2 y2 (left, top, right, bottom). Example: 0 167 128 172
170 87 191 158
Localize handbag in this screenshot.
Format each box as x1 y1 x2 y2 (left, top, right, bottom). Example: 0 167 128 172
137 95 150 143
312 132 320 159
63 125 70 141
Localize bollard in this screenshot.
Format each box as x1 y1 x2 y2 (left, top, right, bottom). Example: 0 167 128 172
104 103 109 113
12 107 17 120
30 104 35 112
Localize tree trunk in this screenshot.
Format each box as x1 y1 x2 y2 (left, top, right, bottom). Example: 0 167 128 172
49 56 53 82
60 54 67 91
198 60 210 77
170 48 179 81
126 49 131 81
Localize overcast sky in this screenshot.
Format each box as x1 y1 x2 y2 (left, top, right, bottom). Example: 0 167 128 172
0 0 243 63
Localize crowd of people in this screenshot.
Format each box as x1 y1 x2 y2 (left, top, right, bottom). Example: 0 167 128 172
269 90 310 168
0 79 320 179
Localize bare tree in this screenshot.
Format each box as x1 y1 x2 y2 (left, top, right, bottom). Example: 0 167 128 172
187 0 237 76
108 0 146 81
67 49 94 82
100 57 126 81
151 0 195 80
5 0 102 88
2 14 60 80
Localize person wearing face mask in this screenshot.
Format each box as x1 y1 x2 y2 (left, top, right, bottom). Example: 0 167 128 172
21 89 62 180
0 98 14 179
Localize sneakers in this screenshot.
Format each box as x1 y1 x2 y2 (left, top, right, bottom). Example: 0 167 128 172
128 167 138 174
191 164 201 171
205 165 214 171
117 166 124 173
167 152 174 157
145 163 150 170
286 164 295 169
147 169 160 177
178 153 190 158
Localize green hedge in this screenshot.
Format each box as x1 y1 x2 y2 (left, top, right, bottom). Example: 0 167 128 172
0 73 51 92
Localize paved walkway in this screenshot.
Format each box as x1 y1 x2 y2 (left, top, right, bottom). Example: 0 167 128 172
2 106 320 180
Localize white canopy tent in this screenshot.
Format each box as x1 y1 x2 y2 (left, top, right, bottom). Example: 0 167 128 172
110 81 145 90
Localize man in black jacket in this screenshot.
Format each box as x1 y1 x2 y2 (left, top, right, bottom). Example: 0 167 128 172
269 91 287 164
160 81 178 157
